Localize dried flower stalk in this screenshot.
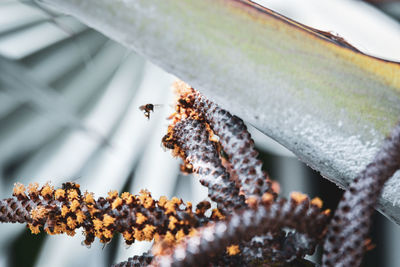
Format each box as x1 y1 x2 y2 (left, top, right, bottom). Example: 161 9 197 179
112 252 153 267
322 122 400 267
165 81 321 264
172 81 276 205
163 118 245 212
151 192 330 266
1 182 215 246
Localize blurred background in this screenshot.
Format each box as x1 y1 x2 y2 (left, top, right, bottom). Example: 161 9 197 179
0 0 399 266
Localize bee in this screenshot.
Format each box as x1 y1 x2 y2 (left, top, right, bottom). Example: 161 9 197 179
139 104 161 120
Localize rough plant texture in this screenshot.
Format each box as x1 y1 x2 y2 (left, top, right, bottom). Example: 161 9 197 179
0 182 213 246
112 253 153 267
169 81 320 263
151 193 330 266
323 122 400 267
173 80 275 203
163 118 245 211
242 232 317 264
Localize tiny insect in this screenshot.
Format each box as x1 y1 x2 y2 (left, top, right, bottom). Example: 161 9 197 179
139 104 161 120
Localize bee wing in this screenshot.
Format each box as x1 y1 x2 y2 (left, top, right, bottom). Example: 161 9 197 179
152 104 163 109
138 105 146 111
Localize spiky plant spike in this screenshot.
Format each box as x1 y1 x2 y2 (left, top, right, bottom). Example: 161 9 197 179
112 252 251 267
322 122 400 267
112 252 153 267
172 81 275 206
150 192 330 267
1 182 215 246
163 118 245 211
165 81 322 264
243 231 318 263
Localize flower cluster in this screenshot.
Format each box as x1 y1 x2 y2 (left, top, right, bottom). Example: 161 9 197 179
155 81 330 266
1 80 399 267
0 182 216 246
164 80 276 207
151 192 330 266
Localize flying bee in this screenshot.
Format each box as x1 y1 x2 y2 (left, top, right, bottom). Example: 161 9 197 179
139 104 162 120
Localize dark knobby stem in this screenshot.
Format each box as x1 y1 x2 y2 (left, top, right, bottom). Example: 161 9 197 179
171 81 320 263
112 252 153 267
322 122 400 267
163 118 245 212
0 197 35 224
112 252 252 267
151 193 330 267
242 232 317 264
173 81 275 205
0 182 212 246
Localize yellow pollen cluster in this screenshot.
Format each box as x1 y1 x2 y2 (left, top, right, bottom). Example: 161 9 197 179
27 183 39 195
143 225 156 240
84 192 95 204
136 213 147 225
175 229 186 242
13 183 26 198
30 206 47 220
28 224 40 234
211 209 225 220
164 231 176 244
226 245 240 256
103 214 116 227
10 183 207 249
290 192 308 203
68 190 79 201
76 210 85 224
138 189 154 209
40 183 54 198
168 216 178 230
67 217 77 229
158 196 168 207
246 196 259 208
121 192 135 204
70 199 80 212
261 193 274 204
122 231 134 241
61 205 69 217
133 229 146 241
45 223 68 235
108 190 119 200
54 189 65 200
164 197 182 214
311 197 323 208
112 197 123 210
93 218 103 232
